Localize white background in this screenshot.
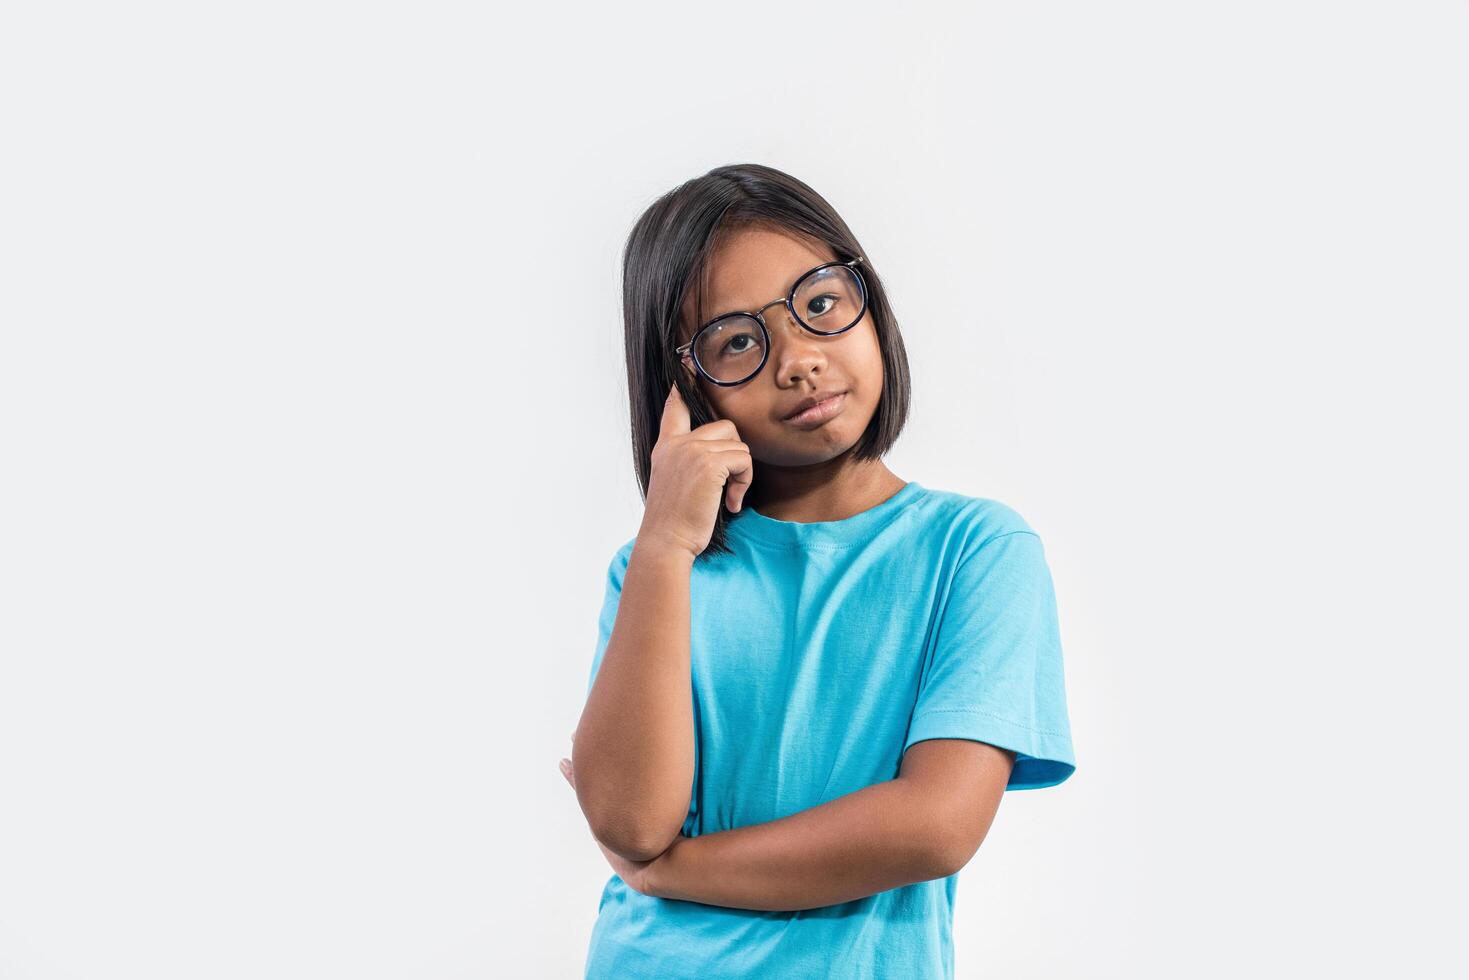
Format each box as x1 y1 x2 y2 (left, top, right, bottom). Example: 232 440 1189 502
2 2 1465 977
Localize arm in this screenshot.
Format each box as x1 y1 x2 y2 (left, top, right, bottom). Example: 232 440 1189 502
572 537 697 863
645 739 1015 911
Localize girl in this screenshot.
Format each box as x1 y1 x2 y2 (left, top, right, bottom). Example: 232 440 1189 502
560 163 1076 979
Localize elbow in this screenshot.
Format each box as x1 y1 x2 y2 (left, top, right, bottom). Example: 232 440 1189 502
922 817 987 879
927 835 980 879
913 800 984 880
576 787 681 863
587 819 679 864
570 747 687 862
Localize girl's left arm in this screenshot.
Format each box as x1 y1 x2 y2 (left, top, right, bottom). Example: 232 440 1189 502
645 739 1014 911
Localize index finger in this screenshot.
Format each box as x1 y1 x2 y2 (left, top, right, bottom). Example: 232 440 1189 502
659 381 691 438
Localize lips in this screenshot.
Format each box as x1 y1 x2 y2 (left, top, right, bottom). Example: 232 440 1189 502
784 391 847 420
784 391 847 426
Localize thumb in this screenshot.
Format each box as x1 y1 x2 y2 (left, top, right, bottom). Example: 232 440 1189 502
725 462 754 514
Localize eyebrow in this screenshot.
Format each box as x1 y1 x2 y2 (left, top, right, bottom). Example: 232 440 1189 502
701 260 833 325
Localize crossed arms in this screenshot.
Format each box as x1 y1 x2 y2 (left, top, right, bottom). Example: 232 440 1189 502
637 737 1015 912
571 541 1014 913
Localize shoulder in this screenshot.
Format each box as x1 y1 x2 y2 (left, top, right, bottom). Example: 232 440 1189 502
909 484 1042 549
910 489 1058 612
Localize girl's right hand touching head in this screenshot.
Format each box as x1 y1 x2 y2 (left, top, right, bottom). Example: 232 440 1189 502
639 382 754 559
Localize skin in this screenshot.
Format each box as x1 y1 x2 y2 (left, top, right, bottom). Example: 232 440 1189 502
569 384 743 860
562 733 1015 911
563 223 1017 910
673 222 908 521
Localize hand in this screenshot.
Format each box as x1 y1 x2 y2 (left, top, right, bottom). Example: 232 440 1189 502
638 382 754 559
560 733 664 896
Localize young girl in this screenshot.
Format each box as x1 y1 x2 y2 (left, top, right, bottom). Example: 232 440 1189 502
560 163 1076 979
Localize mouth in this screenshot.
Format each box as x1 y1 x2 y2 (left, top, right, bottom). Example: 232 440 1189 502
783 391 847 427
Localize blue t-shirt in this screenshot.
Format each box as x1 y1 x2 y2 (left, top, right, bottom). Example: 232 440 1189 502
582 480 1076 979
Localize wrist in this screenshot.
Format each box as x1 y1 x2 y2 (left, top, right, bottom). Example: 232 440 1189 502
632 532 698 569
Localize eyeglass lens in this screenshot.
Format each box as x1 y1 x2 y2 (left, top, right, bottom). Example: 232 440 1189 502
691 264 865 384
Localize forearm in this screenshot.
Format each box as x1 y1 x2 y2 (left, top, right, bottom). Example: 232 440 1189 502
645 778 952 911
573 536 697 861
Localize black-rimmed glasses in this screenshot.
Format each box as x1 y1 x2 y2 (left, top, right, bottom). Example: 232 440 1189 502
675 255 868 386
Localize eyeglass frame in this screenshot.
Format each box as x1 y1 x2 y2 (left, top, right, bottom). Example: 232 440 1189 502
674 255 869 387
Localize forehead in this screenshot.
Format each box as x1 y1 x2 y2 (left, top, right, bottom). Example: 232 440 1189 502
681 225 838 329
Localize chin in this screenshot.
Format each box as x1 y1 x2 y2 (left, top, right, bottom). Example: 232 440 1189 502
759 426 864 466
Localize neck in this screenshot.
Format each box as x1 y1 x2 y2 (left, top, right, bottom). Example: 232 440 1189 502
742 458 906 523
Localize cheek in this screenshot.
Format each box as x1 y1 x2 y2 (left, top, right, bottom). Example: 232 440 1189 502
852 330 885 399
696 379 739 423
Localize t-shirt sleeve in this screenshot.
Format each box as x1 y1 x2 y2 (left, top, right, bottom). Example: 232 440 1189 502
903 528 1077 790
586 538 636 699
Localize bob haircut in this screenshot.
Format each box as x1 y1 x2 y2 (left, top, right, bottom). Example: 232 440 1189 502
620 163 911 560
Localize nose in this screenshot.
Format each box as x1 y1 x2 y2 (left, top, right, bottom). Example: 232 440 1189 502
765 304 827 384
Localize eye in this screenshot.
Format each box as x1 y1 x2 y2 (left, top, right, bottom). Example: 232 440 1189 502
805 293 841 319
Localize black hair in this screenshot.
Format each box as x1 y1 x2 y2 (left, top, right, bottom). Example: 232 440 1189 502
619 163 911 560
